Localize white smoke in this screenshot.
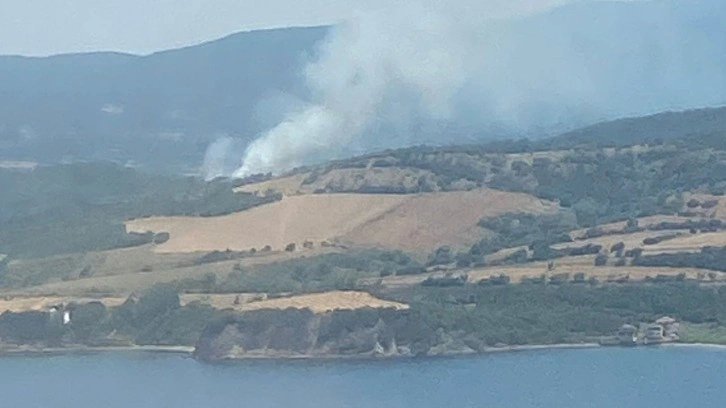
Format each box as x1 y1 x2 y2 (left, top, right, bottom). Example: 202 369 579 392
232 0 726 177
203 136 234 180
233 4 476 177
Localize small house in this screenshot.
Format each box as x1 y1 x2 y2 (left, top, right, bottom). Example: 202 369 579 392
655 316 679 340
644 316 680 344
616 324 637 345
645 324 664 342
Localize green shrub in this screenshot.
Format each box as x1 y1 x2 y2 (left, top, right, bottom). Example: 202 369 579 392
595 254 609 266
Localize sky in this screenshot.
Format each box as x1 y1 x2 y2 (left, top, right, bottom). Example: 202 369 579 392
0 0 575 56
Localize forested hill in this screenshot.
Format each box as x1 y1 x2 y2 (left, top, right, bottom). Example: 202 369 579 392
553 107 726 149
0 163 279 257
0 26 328 172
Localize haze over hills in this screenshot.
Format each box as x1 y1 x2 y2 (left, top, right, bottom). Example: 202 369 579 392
0 26 328 172
554 106 726 148
2 94 726 357
1 0 726 176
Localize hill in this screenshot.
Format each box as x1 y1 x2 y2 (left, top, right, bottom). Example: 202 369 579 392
3 98 726 357
2 0 726 174
553 107 726 149
0 162 279 258
0 26 328 173
2 102 722 281
126 189 557 254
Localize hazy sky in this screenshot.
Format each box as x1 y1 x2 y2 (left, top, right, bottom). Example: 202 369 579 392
0 0 573 56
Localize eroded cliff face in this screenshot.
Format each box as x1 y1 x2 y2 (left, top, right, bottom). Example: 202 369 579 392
193 308 437 362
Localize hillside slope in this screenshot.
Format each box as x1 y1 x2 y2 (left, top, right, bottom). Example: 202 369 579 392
126 189 557 254
554 107 726 148
0 26 328 172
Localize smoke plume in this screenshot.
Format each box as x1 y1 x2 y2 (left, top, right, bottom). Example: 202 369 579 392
234 4 473 177
203 137 235 180
233 0 726 177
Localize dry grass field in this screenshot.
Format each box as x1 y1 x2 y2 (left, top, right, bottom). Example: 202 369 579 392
235 167 437 196
10 248 338 297
0 296 126 313
371 257 725 287
0 291 407 315
184 291 408 313
126 189 557 254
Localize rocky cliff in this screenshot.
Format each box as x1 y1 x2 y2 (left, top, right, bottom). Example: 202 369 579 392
193 308 439 362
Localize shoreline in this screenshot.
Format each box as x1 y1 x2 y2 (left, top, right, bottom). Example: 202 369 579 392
660 342 726 350
0 345 194 357
2 341 725 360
479 343 600 354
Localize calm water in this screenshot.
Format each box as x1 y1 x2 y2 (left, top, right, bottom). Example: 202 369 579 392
1 346 725 408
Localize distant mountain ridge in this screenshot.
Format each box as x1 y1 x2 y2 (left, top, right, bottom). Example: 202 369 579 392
0 26 330 172
1 0 726 174
554 106 726 148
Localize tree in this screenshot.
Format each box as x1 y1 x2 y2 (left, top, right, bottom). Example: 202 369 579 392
687 198 701 208
428 246 454 267
626 217 639 229
531 242 555 261
69 302 109 342
201 273 217 292
456 253 473 268
572 272 586 283
549 273 570 285
502 249 529 264
611 242 625 255
573 197 601 227
595 254 609 266
397 265 426 276
79 265 93 278
135 285 181 327
153 232 171 244
625 248 644 259
479 274 510 286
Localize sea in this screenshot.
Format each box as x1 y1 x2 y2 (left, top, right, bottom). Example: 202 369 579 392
1 346 724 408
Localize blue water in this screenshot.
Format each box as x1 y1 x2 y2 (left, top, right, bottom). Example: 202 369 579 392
1 346 725 408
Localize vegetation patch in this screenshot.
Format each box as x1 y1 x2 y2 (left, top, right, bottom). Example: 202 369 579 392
0 163 278 258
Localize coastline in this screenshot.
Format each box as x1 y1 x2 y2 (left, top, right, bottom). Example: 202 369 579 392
0 344 194 357
479 343 600 354
2 341 726 360
659 342 726 350
201 342 603 363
